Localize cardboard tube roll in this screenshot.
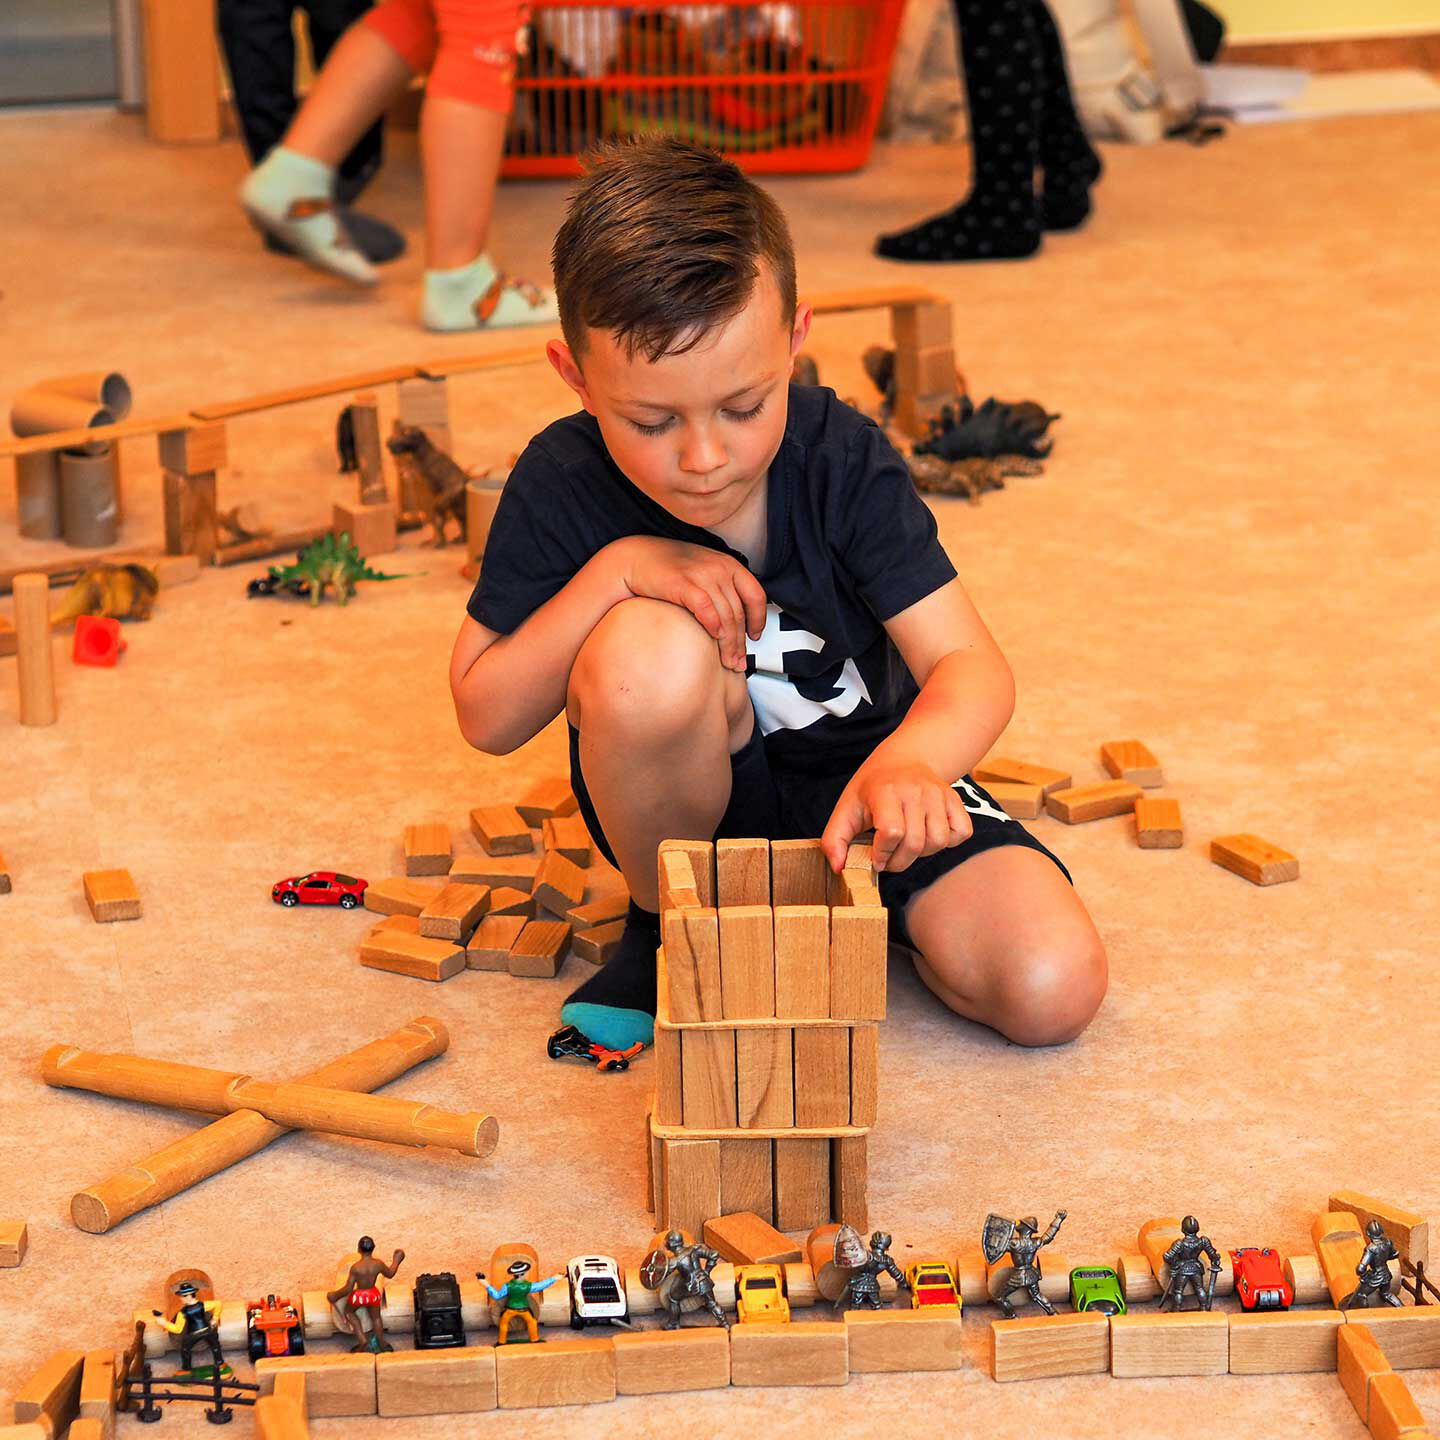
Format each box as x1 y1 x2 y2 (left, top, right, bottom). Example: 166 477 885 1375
39 372 133 419
59 449 120 549
10 388 114 455
465 474 506 563
16 451 62 539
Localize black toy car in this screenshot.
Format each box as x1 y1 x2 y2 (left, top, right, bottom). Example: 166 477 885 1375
545 1024 644 1072
246 574 311 599
414 1271 465 1349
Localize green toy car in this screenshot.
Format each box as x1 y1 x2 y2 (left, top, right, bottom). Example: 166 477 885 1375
1069 1265 1127 1316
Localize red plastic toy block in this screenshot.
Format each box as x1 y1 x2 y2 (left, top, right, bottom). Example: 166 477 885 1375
72 615 126 667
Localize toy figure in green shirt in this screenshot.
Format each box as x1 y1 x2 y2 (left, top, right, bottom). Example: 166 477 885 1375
483 1257 562 1343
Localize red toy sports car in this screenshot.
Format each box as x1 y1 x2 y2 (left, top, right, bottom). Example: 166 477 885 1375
271 871 368 909
1231 1247 1293 1311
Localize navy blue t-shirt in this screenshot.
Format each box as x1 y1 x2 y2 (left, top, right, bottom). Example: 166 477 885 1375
468 384 957 778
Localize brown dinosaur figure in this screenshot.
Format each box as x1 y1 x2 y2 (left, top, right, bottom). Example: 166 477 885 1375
386 421 469 546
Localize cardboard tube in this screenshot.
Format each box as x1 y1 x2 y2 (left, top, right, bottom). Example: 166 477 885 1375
16 451 62 539
465 473 507 563
14 573 58 726
10 388 114 456
39 372 133 420
59 449 119 549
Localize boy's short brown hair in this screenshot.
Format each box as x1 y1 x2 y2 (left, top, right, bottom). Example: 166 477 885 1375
552 136 797 364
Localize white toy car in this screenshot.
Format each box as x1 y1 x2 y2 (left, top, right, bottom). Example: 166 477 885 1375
567 1255 629 1329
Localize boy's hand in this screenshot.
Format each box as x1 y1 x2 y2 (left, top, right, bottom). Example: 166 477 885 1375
821 761 973 874
618 537 767 672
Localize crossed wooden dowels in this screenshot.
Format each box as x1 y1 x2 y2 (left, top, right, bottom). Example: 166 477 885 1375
40 1017 499 1233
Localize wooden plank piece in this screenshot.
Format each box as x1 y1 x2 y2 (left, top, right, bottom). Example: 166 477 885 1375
83 870 141 923
849 1309 964 1373
376 1347 497 1416
1340 1322 1392 1423
681 1029 738 1128
716 837 770 907
718 1139 773 1224
514 777 578 825
532 850 586 918
1135 796 1183 848
770 839 829 906
1109 1312 1230 1377
830 1134 868 1232
850 1024 878 1127
653 1022 683 1126
612 1328 730 1395
735 1027 793 1129
12 1349 85 1432
1101 739 1164 787
567 891 629 928
0 1220 28 1266
1315 1211 1399 1306
990 1312 1110 1382
793 1027 851 1127
1350 1309 1440 1371
985 781 1045 819
77 1348 115 1434
774 1137 831 1232
718 905 775 1019
656 1136 721 1237
1046 780 1144 823
974 756 1071 797
466 914 527 970
829 906 887 1021
1211 833 1299 885
402 824 452 877
663 909 722 1022
495 1338 618 1410
729 1322 848 1387
541 814 592 867
507 919 571 978
703 1212 803 1266
470 806 534 857
1228 1310 1343 1374
256 1353 378 1416
572 919 624 966
1328 1191 1429 1272
657 839 715 907
774 905 830 1018
418 883 489 942
486 886 535 918
449 853 539 891
359 931 464 982
1369 1372 1427 1440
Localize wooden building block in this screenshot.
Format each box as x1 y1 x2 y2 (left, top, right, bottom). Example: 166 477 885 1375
272 1371 308 1409
83 869 141 923
1370 1372 1427 1440
0 1220 27 1266
1339 1322 1393 1422
848 1308 963 1373
990 1312 1111 1382
850 1024 878 1126
681 1029 738 1127
984 781 1045 819
162 468 217 561
68 1420 107 1440
496 1338 615 1409
830 1134 868 1231
659 1138 721 1236
660 849 702 908
1211 833 1299 885
376 1346 497 1416
470 806 534 856
658 839 715 907
1116 1253 1161 1302
466 914 527 969
704 1213 803 1266
771 839 829 905
1101 739 1164 787
359 930 464 982
719 1139 774 1223
418 883 490 942
717 838 770 907
612 1328 730 1394
718 905 776 1018
1284 1252 1330 1306
403 824 452 877
793 1027 851 1127
1109 1312 1230 1377
12 1349 84 1432
663 909 722 1022
653 1022 683 1126
955 1251 990 1304
829 906 887 1021
1046 780 1143 823
0 1425 49 1439
891 299 952 352
542 814 592 866
532 850 586 917
774 1137 831 1231
1315 1212 1399 1306
363 876 442 916
1135 796 1183 848
735 1027 793 1129
974 756 1071 797
332 500 396 558
515 777 577 825
573 920 624 966
14 572 57 727
1228 1310 1343 1374
729 1321 848 1387
567 891 629 928
369 913 421 938
507 919 571 978
450 853 539 891
486 887 534 918
158 424 227 476
258 1354 378 1417
1351 1309 1440 1370
784 1262 819 1309
894 343 958 399
1329 1192 1429 1272
78 1347 115 1434
348 393 386 503
0 851 10 894
252 1395 307 1440
773 906 830 1018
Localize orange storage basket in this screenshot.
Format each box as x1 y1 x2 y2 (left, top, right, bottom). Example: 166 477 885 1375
503 1 907 176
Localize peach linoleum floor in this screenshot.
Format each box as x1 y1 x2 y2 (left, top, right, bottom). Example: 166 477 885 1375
1 104 1438 1439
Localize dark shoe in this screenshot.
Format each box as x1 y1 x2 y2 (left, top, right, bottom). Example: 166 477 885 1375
261 208 405 264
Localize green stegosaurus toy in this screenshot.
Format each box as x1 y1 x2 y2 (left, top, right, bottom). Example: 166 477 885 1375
267 532 409 606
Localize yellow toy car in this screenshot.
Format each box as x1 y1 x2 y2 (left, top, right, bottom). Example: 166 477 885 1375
905 1260 962 1311
735 1264 790 1324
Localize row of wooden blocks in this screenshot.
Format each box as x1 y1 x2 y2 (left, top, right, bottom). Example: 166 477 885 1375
7 1342 124 1438
889 299 959 437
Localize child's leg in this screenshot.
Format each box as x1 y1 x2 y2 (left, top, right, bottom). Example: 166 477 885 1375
902 846 1107 1046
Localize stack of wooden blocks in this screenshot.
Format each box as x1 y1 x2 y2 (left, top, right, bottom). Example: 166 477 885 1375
647 837 886 1237
891 299 959 440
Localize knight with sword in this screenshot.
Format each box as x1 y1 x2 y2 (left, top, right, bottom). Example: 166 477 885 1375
1160 1215 1222 1312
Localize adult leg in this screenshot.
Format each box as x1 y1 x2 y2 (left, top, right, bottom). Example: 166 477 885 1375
217 0 299 166
304 0 387 200
1030 0 1104 230
903 845 1107 1046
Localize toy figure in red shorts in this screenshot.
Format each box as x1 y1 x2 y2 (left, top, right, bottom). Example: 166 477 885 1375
327 1236 406 1353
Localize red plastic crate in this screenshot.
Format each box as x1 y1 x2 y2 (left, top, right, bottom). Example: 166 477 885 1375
504 1 906 176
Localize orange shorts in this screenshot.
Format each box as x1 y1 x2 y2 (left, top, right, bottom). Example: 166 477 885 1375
364 0 528 112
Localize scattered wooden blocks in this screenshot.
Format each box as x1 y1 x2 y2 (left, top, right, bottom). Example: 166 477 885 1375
1329 1191 1429 1273
1109 1312 1229 1377
0 1220 27 1266
77 1347 115 1434
848 1309 964 1373
990 1312 1110 1382
542 814 592 867
494 1337 616 1409
984 781 1045 819
572 920 624 966
11 1349 84 1433
1340 1321 1392 1422
449 853 540 891
1046 780 1143 824
252 1394 307 1440
403 823 452 877
567 891 629 928
470 806 534 856
974 756 1071 797
1228 1309 1343 1374
1350 1309 1440 1370
257 1354 377 1417
1101 739 1164 787
532 850 586 918
418 883 490 943
369 913 421 937
703 1212 803 1266
83 869 141 923
68 1420 108 1440
514 777 578 825
1134 796 1183 848
466 915 527 971
363 876 443 916
359 930 465 982
729 1321 849 1387
1210 833 1299 886
611 1329 730 1395
1369 1372 1429 1440
508 919 572 978
486 886 535 918
376 1346 497 1416
0 1424 53 1440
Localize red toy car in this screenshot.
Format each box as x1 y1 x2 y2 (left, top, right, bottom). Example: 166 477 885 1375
1231 1247 1293 1311
271 872 368 909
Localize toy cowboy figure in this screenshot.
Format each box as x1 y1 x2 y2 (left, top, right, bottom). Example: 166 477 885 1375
1160 1216 1222 1312
152 1281 224 1374
328 1236 405 1353
983 1210 1067 1318
483 1257 562 1344
1341 1220 1403 1310
641 1231 729 1330
834 1228 911 1311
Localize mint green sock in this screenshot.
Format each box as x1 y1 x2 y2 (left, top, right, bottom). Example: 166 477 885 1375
421 253 559 332
241 146 377 286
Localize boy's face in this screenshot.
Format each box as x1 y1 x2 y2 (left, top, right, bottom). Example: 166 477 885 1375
548 266 811 532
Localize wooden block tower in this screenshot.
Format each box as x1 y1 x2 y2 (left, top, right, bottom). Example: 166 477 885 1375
891 299 959 440
647 838 886 1238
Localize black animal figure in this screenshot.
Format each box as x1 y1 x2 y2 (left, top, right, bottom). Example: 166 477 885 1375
336 406 358 473
913 395 1059 462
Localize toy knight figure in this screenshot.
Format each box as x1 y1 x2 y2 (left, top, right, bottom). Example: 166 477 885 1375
1160 1216 1222 1312
834 1229 911 1310
641 1231 729 1330
1340 1219 1403 1311
983 1210 1067 1318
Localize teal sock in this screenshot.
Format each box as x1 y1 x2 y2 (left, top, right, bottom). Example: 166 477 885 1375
559 902 659 1050
241 146 377 286
421 253 559 332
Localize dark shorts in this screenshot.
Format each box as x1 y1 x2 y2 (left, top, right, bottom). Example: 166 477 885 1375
566 717 1071 950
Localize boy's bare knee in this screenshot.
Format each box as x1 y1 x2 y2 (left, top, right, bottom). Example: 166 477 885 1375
995 932 1108 1048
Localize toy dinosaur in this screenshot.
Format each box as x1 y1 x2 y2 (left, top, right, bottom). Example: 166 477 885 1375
49 563 159 626
387 422 468 547
914 395 1059 461
907 453 1044 504
262 532 407 606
